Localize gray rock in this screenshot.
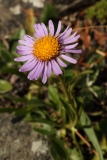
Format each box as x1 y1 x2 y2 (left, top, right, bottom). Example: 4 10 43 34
0 113 51 160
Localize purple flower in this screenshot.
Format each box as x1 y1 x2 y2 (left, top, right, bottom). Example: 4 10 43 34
14 20 82 84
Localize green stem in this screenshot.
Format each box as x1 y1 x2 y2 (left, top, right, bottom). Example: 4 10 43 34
58 74 78 127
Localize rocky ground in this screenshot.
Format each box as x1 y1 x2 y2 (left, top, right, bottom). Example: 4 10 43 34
0 113 51 160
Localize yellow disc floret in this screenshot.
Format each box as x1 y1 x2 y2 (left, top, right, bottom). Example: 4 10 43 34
33 36 60 61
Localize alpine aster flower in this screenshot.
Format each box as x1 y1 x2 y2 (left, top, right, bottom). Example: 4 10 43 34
14 20 82 83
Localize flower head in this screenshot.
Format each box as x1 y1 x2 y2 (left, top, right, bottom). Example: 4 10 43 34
14 20 82 83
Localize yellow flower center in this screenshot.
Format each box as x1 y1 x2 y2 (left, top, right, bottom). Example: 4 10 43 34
33 36 60 61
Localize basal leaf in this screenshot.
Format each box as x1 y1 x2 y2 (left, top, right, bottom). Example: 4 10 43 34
50 137 70 159
27 98 47 107
34 123 56 135
0 48 12 63
0 79 13 93
80 111 104 160
1 67 28 80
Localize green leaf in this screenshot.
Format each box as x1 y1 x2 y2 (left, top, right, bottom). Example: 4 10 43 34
64 69 74 78
27 98 47 107
69 70 93 90
0 48 13 63
34 123 56 135
10 28 25 40
11 41 18 54
0 79 13 93
1 94 27 103
69 148 84 160
60 96 74 122
10 29 25 55
64 69 75 83
15 107 33 116
50 137 70 159
86 69 99 87
26 115 57 126
91 85 105 99
0 41 7 50
80 111 104 160
0 107 34 116
0 108 19 113
0 67 29 80
48 85 59 104
50 145 62 160
94 120 107 151
41 3 57 24
0 106 32 114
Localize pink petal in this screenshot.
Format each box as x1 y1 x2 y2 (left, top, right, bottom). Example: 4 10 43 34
64 43 78 49
37 24 46 36
58 26 69 38
24 35 35 43
34 24 43 38
59 28 72 40
42 62 47 84
63 35 80 44
19 59 36 72
18 40 33 47
27 61 39 80
16 50 32 55
17 46 32 50
47 61 52 77
14 55 34 62
64 49 82 54
56 57 67 67
55 21 61 37
49 20 54 36
61 55 77 64
41 23 48 35
64 31 78 42
35 62 44 80
34 32 40 38
51 59 62 75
